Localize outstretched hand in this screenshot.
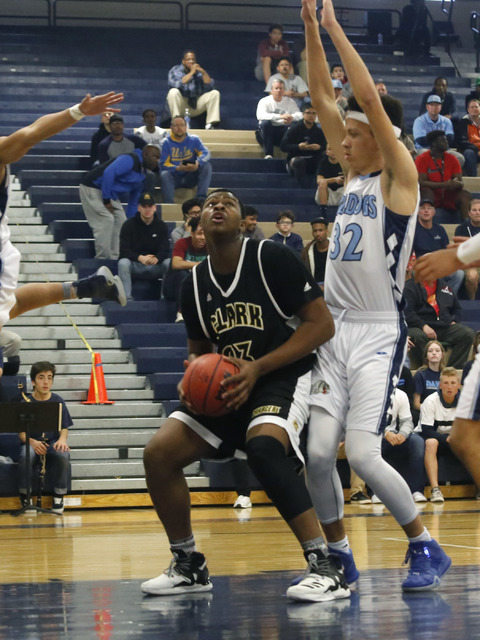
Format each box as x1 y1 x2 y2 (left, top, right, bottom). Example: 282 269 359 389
301 0 318 24
414 248 464 283
320 0 338 29
79 92 124 117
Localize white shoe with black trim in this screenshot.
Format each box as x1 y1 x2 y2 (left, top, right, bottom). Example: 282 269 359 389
287 550 351 603
141 551 212 596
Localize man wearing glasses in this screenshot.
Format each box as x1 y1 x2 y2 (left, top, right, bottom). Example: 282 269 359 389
269 211 304 254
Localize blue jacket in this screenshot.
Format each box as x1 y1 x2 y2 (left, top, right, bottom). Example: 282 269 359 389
269 232 304 254
160 133 210 173
81 149 146 218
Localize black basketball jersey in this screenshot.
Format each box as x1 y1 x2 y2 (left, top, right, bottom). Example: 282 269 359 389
182 239 321 365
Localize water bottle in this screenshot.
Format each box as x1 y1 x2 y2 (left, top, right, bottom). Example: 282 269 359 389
377 33 383 46
185 108 191 129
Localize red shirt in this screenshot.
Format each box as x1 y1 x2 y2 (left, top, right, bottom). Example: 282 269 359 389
424 281 440 317
172 237 207 263
415 151 461 185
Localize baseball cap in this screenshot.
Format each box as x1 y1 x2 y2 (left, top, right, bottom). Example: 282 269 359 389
419 198 435 207
311 216 329 227
332 79 343 90
138 192 156 206
426 95 442 104
109 114 124 123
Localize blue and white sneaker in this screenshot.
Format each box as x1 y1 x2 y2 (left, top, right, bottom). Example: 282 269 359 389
402 539 451 591
327 547 360 588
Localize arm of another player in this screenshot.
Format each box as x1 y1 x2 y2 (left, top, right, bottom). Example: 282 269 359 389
301 0 348 176
0 92 123 167
222 296 335 411
319 0 418 214
414 233 480 282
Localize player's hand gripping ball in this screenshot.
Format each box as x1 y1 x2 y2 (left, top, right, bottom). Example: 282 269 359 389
182 354 240 416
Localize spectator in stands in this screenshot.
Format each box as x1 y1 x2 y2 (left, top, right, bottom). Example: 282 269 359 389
163 217 207 323
256 80 302 159
375 82 388 96
18 361 72 515
330 63 351 96
0 328 21 376
332 79 348 117
269 210 303 253
98 115 146 164
455 199 480 299
301 217 329 289
171 197 203 245
134 109 167 148
315 144 344 218
395 0 431 57
415 131 471 220
464 78 480 112
411 198 464 293
420 367 461 503
79 145 161 259
455 98 480 177
413 340 446 413
370 388 427 504
419 78 457 120
89 110 113 166
404 275 474 369
167 50 221 130
412 96 457 155
241 205 265 241
159 116 212 204
117 192 170 302
255 24 290 83
265 57 309 108
280 104 326 186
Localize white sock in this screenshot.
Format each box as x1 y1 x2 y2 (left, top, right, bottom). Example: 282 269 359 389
328 536 350 553
408 527 432 544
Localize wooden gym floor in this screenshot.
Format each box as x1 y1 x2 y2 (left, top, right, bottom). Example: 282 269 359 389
1 499 480 639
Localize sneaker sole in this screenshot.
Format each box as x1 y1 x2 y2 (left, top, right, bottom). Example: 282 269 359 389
286 585 351 603
402 555 452 592
141 582 213 596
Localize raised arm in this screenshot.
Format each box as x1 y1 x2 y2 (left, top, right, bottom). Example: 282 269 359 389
0 92 123 169
301 0 347 176
317 0 418 213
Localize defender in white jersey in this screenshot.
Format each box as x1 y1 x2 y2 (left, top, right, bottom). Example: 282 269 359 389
0 92 126 331
301 0 451 593
416 230 480 497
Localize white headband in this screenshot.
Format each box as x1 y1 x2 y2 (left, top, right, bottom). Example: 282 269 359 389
347 110 402 139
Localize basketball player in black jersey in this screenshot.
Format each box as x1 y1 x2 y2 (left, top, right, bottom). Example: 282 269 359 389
142 188 350 603
0 92 126 334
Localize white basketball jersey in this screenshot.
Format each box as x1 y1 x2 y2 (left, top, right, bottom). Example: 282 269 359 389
324 171 418 312
0 165 11 247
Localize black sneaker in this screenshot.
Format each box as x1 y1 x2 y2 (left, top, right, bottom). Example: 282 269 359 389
350 491 371 504
75 266 126 306
19 493 29 508
51 496 64 514
287 549 351 602
141 550 213 596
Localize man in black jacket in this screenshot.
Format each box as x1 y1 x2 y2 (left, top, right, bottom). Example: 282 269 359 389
404 276 474 368
117 192 170 301
280 104 326 186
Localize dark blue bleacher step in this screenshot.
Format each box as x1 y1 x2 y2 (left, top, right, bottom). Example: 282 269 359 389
12 155 90 172
132 347 188 374
53 219 175 243
117 323 187 349
19 170 85 189
38 203 85 224
29 141 90 155
102 300 177 325
254 204 337 223
460 301 480 323
213 172 299 189
232 188 315 206
73 258 118 278
211 158 286 173
63 239 95 262
147 373 184 401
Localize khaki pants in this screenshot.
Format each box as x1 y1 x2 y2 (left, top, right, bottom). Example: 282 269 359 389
167 88 221 125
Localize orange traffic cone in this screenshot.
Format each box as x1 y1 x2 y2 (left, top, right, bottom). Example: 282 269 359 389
83 352 114 404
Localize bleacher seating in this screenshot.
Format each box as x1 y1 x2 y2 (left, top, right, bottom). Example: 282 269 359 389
1 22 479 502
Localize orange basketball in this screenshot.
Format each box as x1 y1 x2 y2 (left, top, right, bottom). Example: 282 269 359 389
182 354 240 416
